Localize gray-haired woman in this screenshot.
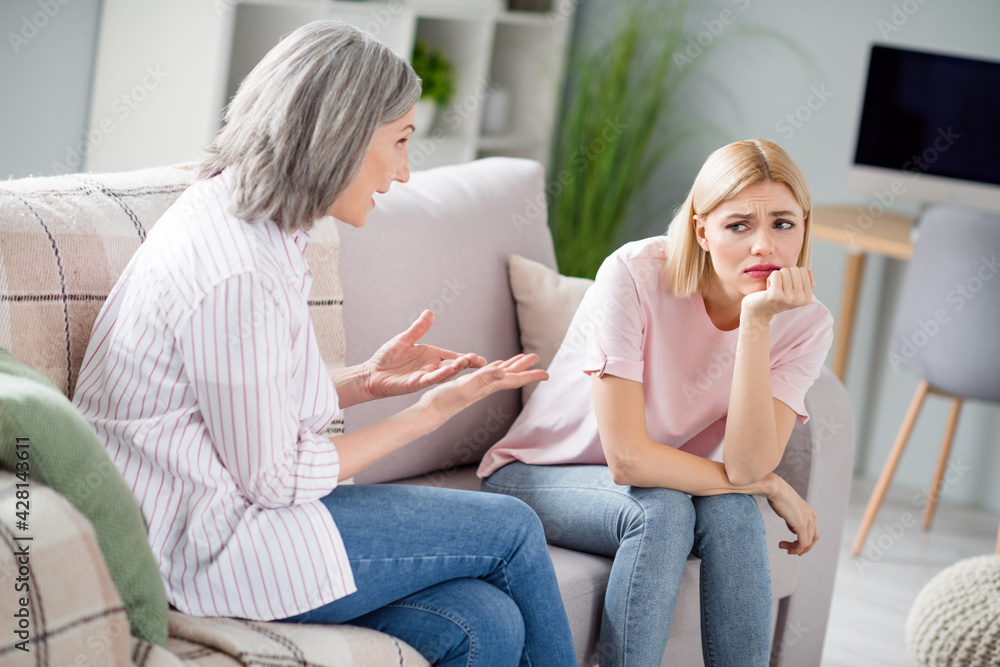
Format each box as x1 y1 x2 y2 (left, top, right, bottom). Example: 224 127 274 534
73 20 576 666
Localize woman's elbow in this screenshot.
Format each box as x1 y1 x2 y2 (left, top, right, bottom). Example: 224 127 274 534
605 445 637 487
724 462 769 488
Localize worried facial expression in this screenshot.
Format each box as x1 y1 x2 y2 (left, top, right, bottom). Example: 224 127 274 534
328 105 416 227
694 180 806 306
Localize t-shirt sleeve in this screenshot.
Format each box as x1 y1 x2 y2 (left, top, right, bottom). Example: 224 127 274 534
770 303 835 424
581 252 646 383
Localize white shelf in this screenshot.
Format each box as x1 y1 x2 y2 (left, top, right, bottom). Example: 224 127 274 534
85 0 573 173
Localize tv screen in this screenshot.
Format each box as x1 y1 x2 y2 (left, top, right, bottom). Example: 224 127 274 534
854 44 1000 188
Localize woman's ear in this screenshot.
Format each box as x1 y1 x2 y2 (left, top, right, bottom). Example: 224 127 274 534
693 215 710 253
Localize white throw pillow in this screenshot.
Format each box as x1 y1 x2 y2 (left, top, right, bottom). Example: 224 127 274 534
507 254 593 403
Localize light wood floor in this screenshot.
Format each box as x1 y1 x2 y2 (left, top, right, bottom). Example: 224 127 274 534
820 476 998 666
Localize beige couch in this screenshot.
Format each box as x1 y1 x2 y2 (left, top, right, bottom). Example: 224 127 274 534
0 157 855 666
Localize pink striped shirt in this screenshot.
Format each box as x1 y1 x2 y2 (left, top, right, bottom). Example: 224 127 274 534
72 171 355 620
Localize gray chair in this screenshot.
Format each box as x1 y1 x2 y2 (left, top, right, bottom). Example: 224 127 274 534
852 204 1000 556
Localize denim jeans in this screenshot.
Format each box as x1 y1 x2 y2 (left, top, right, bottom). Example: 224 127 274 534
481 462 771 667
279 483 576 667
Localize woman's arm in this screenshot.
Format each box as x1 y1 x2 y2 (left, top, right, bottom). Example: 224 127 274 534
722 267 814 486
330 310 487 409
594 373 770 494
333 354 546 480
593 373 818 555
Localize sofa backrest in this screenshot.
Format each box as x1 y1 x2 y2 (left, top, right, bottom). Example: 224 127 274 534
0 166 198 397
339 158 559 484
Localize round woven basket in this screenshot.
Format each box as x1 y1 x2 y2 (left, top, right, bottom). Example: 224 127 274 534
906 555 1000 666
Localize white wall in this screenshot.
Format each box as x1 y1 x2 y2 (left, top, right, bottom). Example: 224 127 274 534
0 0 102 179
573 0 1000 512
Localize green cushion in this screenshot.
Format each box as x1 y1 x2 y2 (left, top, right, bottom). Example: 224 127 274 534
0 347 168 645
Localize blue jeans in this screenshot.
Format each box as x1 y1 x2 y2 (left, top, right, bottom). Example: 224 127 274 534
481 463 771 667
280 483 576 667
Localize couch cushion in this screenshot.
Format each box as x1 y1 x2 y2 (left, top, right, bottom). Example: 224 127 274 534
508 253 594 403
0 348 169 645
162 612 429 666
339 158 559 484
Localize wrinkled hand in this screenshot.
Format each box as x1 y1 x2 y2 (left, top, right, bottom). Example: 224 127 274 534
741 267 815 321
766 473 819 556
418 354 548 423
364 310 487 400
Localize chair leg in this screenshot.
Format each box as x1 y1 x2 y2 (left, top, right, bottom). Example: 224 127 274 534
852 380 930 557
922 397 963 530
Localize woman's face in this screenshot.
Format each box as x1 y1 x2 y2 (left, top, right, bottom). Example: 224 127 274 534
328 105 416 227
694 180 805 304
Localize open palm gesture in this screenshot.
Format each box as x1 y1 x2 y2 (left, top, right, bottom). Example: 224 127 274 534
364 310 487 399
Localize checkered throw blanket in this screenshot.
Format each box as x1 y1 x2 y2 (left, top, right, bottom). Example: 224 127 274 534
0 471 428 666
0 165 346 438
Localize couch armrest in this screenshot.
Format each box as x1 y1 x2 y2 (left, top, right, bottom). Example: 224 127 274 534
770 367 856 666
0 470 133 664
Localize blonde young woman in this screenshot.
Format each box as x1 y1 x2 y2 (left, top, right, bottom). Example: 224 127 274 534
478 140 834 667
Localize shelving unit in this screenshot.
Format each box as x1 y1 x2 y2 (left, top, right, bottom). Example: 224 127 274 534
84 0 574 173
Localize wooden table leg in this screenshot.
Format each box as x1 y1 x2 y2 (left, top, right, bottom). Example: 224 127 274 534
831 251 866 382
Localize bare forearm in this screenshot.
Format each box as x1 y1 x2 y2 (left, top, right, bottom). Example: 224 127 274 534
723 315 782 484
331 401 442 480
328 364 374 409
611 437 777 497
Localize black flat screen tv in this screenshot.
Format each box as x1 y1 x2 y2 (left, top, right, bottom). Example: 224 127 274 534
850 43 1000 213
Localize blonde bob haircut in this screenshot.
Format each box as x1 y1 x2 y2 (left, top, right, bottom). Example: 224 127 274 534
199 20 421 232
665 139 812 298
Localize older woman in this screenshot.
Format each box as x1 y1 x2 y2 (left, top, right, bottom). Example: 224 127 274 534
478 140 834 666
73 20 576 667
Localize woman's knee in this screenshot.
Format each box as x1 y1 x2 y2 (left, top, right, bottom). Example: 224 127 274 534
622 487 696 542
692 493 765 542
399 579 525 665
478 492 548 544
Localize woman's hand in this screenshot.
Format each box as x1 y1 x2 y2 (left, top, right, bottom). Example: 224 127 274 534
741 267 814 322
418 354 548 424
364 310 487 400
764 472 819 556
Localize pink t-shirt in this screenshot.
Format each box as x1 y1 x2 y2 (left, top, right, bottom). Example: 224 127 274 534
477 236 834 478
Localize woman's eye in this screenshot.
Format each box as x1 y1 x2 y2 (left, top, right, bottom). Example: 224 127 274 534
726 222 748 232
775 220 795 230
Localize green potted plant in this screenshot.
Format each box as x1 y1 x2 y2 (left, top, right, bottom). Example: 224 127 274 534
547 2 688 280
411 39 455 136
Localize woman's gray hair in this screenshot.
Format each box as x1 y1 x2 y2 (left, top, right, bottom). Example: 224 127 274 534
199 20 421 231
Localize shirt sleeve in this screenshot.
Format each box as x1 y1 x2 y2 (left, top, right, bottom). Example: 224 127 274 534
176 271 341 509
581 251 646 383
770 303 835 424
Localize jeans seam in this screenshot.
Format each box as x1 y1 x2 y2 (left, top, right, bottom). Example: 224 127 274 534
616 494 652 665
484 480 642 498
699 558 717 667
385 599 480 666
349 554 503 566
